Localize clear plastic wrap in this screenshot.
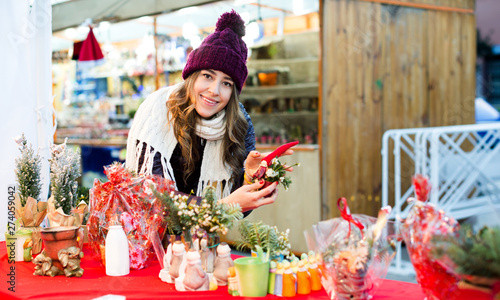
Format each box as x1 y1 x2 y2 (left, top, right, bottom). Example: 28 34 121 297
304 198 397 300
87 163 174 269
400 175 461 299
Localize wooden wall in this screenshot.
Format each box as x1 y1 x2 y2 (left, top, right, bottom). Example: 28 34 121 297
320 0 476 219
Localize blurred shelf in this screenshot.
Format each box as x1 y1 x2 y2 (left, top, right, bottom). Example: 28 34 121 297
240 82 319 103
56 138 127 147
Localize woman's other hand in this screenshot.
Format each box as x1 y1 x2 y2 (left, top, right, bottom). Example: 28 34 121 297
222 180 278 212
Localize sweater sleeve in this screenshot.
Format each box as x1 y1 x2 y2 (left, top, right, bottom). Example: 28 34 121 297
239 102 255 218
240 102 256 155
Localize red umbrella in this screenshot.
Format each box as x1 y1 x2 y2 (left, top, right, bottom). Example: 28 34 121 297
77 26 104 68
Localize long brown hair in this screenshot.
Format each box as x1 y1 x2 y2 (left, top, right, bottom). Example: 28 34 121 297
166 70 248 185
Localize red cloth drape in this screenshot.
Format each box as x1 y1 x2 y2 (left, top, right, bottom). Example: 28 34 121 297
0 241 431 300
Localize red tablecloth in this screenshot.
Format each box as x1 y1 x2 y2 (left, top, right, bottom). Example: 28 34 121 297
0 241 427 300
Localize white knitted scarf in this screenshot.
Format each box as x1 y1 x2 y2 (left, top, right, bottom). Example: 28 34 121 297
125 84 232 199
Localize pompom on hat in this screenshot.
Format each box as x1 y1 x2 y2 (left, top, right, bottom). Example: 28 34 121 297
182 10 248 93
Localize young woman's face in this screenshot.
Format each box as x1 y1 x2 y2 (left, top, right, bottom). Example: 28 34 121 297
193 69 234 119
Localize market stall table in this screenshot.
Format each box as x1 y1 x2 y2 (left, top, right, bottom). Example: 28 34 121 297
0 241 426 300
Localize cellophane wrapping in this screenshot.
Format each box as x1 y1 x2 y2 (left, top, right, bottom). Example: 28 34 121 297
305 214 397 300
400 200 461 299
87 163 174 269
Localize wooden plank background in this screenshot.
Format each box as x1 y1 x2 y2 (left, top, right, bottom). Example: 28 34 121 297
321 0 476 219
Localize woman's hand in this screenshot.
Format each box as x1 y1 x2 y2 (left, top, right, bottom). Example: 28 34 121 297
244 149 295 181
222 180 279 212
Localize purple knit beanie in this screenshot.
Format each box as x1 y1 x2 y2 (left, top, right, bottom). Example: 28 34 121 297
182 10 248 93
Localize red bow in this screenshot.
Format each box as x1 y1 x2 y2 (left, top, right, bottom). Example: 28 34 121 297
337 197 365 239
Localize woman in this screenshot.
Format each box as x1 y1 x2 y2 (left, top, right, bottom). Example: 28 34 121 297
125 10 293 213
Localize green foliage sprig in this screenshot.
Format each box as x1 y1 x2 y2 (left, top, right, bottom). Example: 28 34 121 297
431 225 500 279
14 133 43 206
49 142 81 215
234 219 291 259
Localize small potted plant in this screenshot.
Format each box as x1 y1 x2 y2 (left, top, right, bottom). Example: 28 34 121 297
234 219 291 262
47 140 81 227
37 140 84 276
10 133 48 256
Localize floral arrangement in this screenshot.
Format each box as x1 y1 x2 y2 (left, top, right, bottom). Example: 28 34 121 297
234 219 292 260
264 158 300 191
14 133 43 206
248 141 300 191
153 186 243 236
191 186 243 235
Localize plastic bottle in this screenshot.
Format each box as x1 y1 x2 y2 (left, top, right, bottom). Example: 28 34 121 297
105 225 130 276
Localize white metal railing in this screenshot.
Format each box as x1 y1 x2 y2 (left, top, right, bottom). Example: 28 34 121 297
381 123 500 275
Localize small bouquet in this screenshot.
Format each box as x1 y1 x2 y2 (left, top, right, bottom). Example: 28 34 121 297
305 198 397 300
153 186 243 273
263 158 300 191
153 186 243 237
400 174 461 299
248 141 300 190
87 162 175 269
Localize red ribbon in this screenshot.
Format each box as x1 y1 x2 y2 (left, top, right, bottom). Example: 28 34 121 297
337 197 365 239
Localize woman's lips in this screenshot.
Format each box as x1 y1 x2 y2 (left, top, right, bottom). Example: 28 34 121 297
201 95 218 106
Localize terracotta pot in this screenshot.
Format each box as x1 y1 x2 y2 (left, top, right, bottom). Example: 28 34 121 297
40 226 79 270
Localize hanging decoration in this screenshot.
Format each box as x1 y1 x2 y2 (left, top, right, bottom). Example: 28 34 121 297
77 26 104 69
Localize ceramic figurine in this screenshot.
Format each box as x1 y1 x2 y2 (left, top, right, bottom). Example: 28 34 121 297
33 251 62 277
301 253 309 268
316 252 325 275
297 259 311 294
274 262 284 296
182 249 210 291
58 246 84 277
308 255 322 291
213 242 233 286
159 243 172 281
282 260 296 297
291 258 299 291
23 239 33 262
268 261 277 295
167 241 186 283
199 237 208 269
227 266 240 296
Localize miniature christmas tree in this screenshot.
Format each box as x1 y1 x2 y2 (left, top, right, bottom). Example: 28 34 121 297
14 133 43 206
48 141 81 215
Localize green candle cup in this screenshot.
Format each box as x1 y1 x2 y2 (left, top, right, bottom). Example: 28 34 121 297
234 257 270 297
